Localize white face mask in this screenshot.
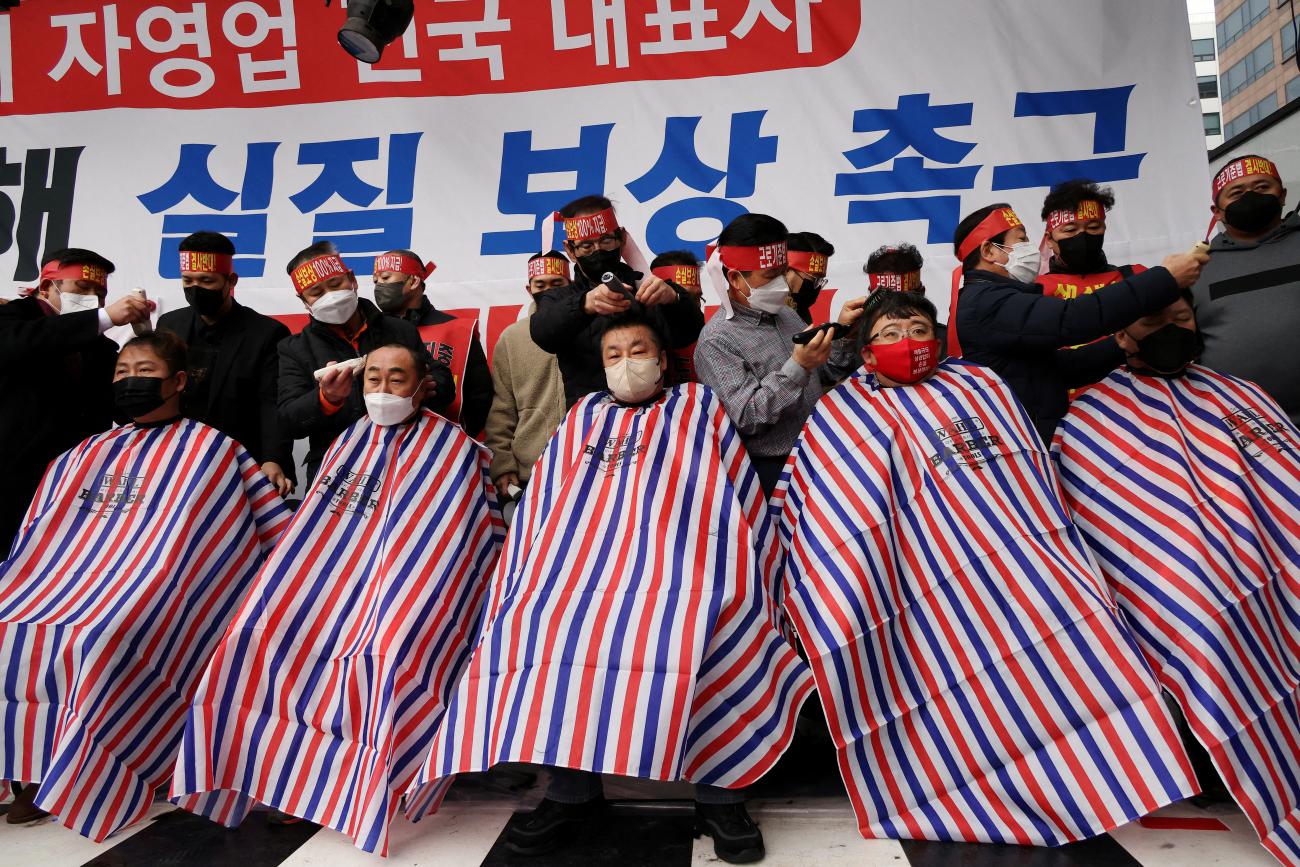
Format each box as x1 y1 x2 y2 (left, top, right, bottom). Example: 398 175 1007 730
364 391 418 426
742 274 791 314
604 356 663 404
995 241 1041 283
58 290 101 315
309 287 359 325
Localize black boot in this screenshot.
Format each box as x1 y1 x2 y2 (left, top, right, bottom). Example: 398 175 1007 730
695 801 765 864
6 783 49 825
506 797 604 856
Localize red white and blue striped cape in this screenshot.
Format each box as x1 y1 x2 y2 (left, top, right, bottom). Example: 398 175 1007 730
774 360 1197 847
1051 364 1300 866
0 419 287 841
407 384 812 811
171 409 502 856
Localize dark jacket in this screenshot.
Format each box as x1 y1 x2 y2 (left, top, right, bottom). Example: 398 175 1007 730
530 262 705 406
277 298 452 480
1192 211 1300 424
954 265 1179 441
158 300 295 481
0 297 117 547
400 297 492 436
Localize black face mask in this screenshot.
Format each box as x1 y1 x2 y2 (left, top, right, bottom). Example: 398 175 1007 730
113 376 173 418
1131 323 1202 376
373 281 408 314
1223 191 1284 234
1056 232 1108 274
576 249 622 280
795 275 822 310
183 284 227 318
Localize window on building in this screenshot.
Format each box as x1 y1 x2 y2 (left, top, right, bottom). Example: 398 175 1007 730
1204 112 1223 136
1283 20 1297 61
1221 40 1276 99
1192 37 1217 62
1287 76 1300 103
1198 74 1220 98
1224 92 1279 139
1217 0 1271 50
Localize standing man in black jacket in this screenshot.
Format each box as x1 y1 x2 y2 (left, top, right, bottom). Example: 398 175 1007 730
371 248 492 436
949 203 1207 441
158 231 296 495
530 195 704 406
0 248 151 549
276 241 452 482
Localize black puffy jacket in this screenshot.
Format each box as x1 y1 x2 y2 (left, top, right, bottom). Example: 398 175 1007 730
953 266 1179 441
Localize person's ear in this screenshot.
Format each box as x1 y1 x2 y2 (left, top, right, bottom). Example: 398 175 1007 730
659 348 669 374
727 269 748 294
416 374 433 405
1280 186 1288 210
1210 201 1225 223
564 241 578 259
226 273 239 293
174 369 188 394
862 347 877 370
1045 235 1061 260
615 226 626 249
1114 329 1138 356
37 279 55 301
979 239 999 266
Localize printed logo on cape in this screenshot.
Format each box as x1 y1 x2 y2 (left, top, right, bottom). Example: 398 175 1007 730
78 472 145 515
928 415 1009 470
320 470 381 517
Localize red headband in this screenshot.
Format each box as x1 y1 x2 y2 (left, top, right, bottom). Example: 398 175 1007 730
718 241 787 271
528 256 571 280
291 254 349 292
41 260 108 288
561 207 620 242
178 250 233 275
652 264 701 289
786 250 828 276
373 252 435 280
1212 156 1280 201
868 270 922 292
1045 199 1106 233
956 207 1024 260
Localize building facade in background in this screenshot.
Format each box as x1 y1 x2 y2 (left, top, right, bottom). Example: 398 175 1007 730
1214 0 1300 141
1192 12 1225 148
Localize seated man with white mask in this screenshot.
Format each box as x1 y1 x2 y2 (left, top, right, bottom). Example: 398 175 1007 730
173 344 503 856
694 213 866 496
409 314 812 865
276 242 452 482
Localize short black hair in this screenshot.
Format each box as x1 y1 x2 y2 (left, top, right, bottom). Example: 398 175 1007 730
529 250 568 262
862 291 938 339
786 231 835 257
865 243 924 274
41 247 115 274
599 311 666 354
558 195 614 219
286 240 338 275
953 203 1012 273
716 213 788 273
650 250 698 269
178 231 236 256
121 330 189 376
1040 179 1115 220
370 342 428 379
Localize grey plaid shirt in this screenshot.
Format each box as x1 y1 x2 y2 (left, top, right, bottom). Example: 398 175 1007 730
694 305 860 459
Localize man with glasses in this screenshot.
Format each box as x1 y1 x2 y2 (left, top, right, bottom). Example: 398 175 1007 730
530 195 705 406
785 231 835 324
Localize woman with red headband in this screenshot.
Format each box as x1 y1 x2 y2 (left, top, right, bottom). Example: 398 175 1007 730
949 203 1206 441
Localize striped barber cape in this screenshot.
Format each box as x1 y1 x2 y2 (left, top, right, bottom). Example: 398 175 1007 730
775 360 1197 847
0 419 288 841
171 409 502 856
409 384 812 809
1052 364 1300 866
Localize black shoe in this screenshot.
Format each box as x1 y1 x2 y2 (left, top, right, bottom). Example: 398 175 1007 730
506 797 604 856
5 784 49 825
695 801 765 864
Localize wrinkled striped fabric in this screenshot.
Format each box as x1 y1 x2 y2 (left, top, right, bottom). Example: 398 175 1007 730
0 419 287 841
776 360 1196 847
1053 364 1300 866
410 384 811 811
172 410 502 855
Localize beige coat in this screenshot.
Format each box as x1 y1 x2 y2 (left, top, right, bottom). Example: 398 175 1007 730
485 312 567 483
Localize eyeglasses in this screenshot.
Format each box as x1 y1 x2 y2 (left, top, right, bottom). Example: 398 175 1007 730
572 233 621 256
869 324 934 344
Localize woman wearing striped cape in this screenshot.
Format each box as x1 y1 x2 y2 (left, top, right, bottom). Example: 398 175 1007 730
0 332 289 841
1052 295 1300 865
775 292 1196 848
410 379 811 816
172 344 503 856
